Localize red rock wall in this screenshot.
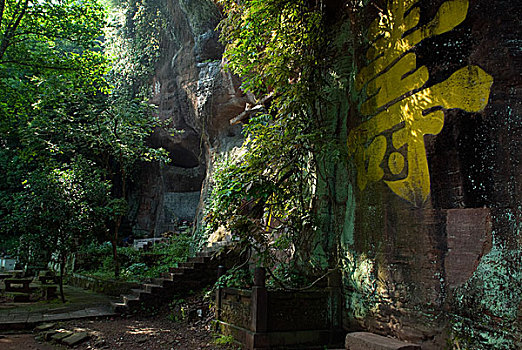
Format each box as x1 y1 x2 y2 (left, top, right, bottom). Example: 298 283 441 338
339 0 521 348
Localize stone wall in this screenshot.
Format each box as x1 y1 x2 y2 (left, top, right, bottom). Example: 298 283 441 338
68 273 140 297
154 192 201 233
215 270 344 349
332 0 522 348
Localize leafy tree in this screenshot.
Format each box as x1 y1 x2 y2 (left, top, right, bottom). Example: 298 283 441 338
0 0 109 255
89 94 168 278
0 0 168 280
12 158 111 301
0 0 105 70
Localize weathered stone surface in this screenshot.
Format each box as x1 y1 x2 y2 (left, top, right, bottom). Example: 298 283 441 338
128 0 249 236
43 331 57 341
61 332 89 346
345 332 420 350
11 293 30 302
128 0 521 348
34 323 56 331
330 0 521 348
445 208 492 287
50 330 73 341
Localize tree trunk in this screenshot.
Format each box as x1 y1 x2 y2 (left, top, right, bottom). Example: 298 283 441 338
0 0 29 61
59 254 66 303
111 218 121 278
111 166 126 278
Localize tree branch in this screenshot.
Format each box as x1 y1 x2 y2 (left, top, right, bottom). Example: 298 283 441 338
0 0 5 31
0 0 30 60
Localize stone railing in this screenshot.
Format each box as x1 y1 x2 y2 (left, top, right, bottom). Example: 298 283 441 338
214 267 345 349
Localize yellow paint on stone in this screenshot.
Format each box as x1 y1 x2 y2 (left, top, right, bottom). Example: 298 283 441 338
349 0 493 206
388 152 405 175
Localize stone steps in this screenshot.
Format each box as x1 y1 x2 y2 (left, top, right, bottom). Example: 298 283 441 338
187 256 210 264
111 250 223 314
168 266 192 274
143 283 163 293
36 323 90 347
158 272 183 281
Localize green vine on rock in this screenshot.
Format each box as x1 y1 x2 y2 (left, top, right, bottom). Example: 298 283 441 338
217 0 326 98
207 0 335 277
105 0 170 96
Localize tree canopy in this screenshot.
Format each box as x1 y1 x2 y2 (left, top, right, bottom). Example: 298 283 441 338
0 0 167 277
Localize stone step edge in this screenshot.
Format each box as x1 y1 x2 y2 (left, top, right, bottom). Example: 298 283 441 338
345 332 421 350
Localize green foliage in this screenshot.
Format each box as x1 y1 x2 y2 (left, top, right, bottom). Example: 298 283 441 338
265 264 309 290
213 334 236 346
0 0 169 277
76 229 194 280
217 0 325 97
215 268 253 289
207 0 331 275
141 232 193 277
124 262 148 276
77 242 142 280
0 235 17 255
104 0 170 96
9 158 111 266
0 0 106 68
205 113 319 270
75 241 112 271
0 0 111 247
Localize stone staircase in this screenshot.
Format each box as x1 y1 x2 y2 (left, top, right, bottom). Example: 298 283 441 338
111 251 221 314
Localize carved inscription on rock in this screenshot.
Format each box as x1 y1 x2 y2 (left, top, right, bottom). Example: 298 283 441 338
349 0 493 206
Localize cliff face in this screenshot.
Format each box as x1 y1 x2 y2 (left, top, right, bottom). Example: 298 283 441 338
130 0 521 348
324 0 521 348
129 0 249 235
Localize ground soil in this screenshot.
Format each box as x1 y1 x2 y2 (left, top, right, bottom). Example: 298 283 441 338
1 317 235 350
56 313 234 350
1 294 237 350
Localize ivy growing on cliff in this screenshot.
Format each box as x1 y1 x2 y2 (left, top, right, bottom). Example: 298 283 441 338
105 0 170 96
207 0 335 277
217 0 325 97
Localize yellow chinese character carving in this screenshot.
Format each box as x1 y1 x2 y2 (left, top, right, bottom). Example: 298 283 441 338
348 0 493 206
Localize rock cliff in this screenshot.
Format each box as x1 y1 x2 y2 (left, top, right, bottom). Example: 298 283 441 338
128 0 522 348
325 0 521 348
128 0 249 236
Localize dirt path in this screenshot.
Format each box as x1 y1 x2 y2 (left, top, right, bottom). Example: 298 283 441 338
56 315 234 349
0 293 236 350
1 316 235 349
0 333 57 350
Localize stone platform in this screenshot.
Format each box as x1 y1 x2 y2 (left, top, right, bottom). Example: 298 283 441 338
0 285 117 330
345 332 421 350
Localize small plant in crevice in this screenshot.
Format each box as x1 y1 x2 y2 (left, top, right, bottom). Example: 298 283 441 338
167 297 186 322
213 334 236 346
215 268 253 289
